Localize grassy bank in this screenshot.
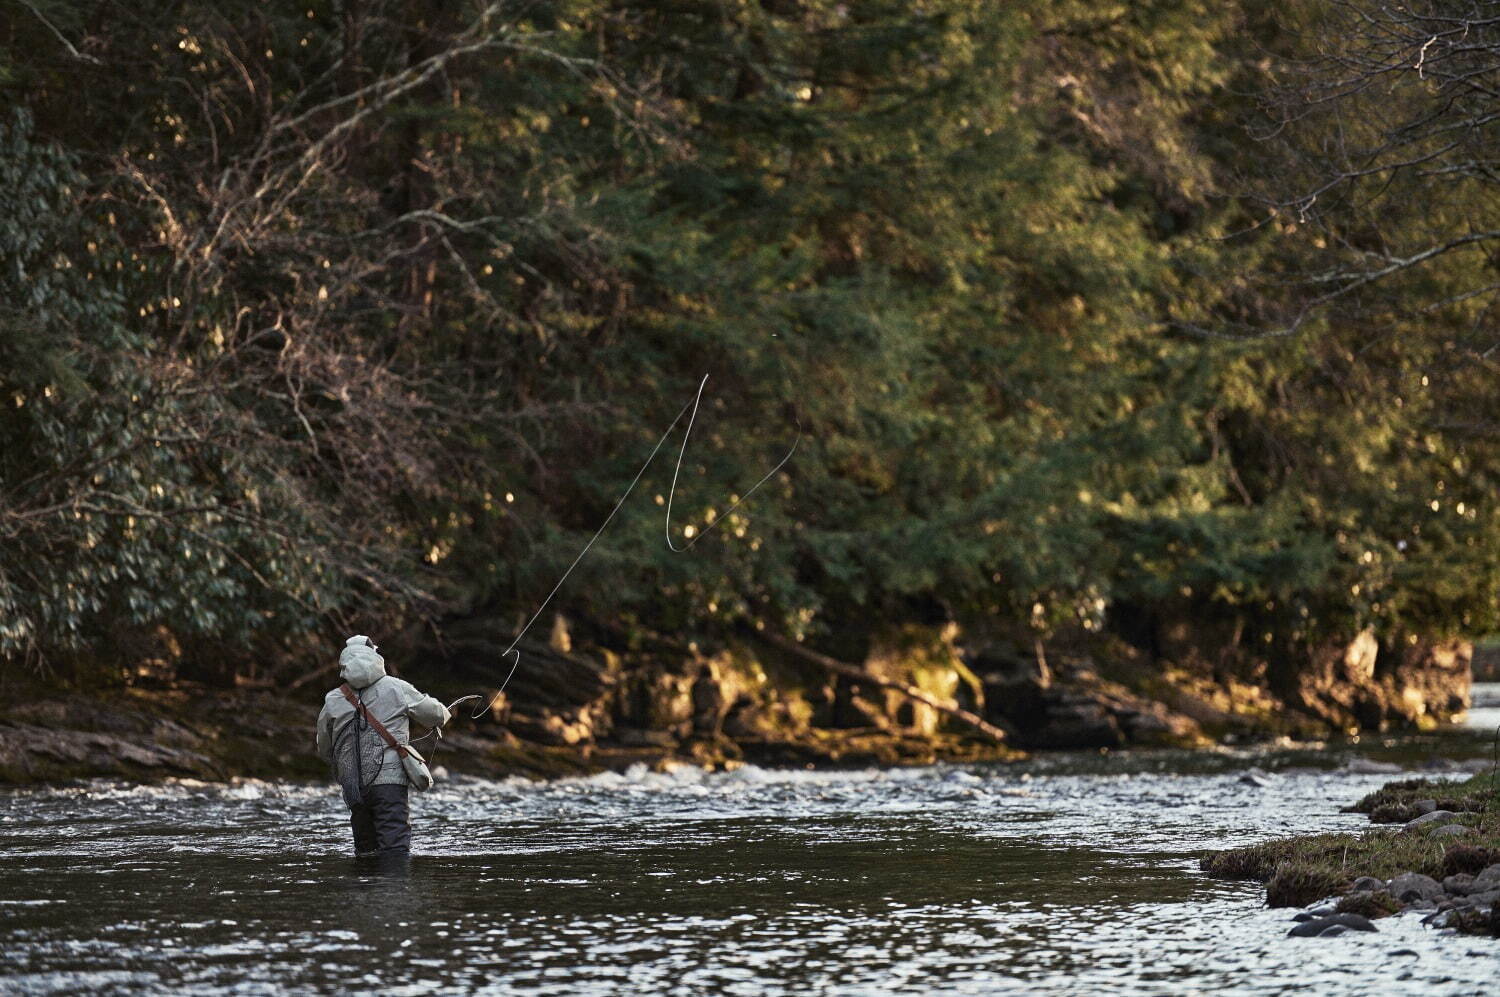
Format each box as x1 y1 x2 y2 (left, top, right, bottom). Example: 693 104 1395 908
1202 769 1500 935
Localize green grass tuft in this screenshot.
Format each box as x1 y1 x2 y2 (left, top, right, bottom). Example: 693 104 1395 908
1204 770 1500 931
1345 769 1499 822
1265 862 1349 908
1203 813 1500 892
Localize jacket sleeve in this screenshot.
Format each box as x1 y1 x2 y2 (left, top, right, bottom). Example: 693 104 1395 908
394 678 450 727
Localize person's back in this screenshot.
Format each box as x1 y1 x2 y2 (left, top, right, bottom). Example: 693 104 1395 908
316 635 449 858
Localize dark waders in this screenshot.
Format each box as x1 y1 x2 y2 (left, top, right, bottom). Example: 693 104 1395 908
350 783 411 858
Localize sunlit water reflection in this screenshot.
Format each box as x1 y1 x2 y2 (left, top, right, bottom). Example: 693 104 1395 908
3 691 1498 995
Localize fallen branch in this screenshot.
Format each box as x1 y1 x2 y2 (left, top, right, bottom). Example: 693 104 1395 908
757 631 1010 745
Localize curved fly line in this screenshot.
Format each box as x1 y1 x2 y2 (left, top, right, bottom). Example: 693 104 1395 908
471 373 799 712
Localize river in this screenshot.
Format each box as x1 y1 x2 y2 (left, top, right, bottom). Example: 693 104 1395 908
2 685 1498 996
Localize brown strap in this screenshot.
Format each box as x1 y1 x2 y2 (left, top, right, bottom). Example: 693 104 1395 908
339 683 410 759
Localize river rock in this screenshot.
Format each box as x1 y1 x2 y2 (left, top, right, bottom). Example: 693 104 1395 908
1351 876 1387 892
1387 872 1444 904
1286 913 1378 937
1336 890 1400 919
1443 873 1476 895
1346 758 1402 774
1404 810 1457 830
1014 695 1124 750
615 727 677 748
1292 904 1338 921
1152 622 1469 731
1466 889 1500 909
1473 864 1500 890
1429 824 1474 839
0 722 221 782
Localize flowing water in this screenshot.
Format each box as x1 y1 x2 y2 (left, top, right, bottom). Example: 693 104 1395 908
3 686 1499 996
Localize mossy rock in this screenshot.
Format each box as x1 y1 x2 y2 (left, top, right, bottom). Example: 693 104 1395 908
1335 890 1401 919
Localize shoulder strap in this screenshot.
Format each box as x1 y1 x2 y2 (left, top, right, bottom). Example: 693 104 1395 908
339 683 409 759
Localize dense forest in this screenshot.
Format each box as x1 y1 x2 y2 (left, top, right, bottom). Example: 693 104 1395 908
1 0 1497 715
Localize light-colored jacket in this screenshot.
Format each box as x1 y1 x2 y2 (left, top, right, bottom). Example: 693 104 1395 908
316 637 449 787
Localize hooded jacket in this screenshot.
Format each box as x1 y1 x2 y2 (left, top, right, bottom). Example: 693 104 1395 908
316 636 450 788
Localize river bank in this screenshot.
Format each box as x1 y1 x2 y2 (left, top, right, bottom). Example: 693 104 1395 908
1203 770 1500 936
0 683 1019 788
1202 683 1500 937
0 619 1484 789
0 652 1484 790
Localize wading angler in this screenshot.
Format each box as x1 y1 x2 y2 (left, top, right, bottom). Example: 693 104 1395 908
316 636 450 858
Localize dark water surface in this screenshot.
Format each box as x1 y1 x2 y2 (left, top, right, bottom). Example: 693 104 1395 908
3 687 1499 995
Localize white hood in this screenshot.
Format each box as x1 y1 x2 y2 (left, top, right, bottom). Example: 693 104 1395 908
339 635 387 689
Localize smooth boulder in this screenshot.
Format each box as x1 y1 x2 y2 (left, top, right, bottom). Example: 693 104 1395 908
1443 873 1476 896
1473 864 1500 890
1404 810 1457 830
1387 872 1444 904
1287 913 1378 937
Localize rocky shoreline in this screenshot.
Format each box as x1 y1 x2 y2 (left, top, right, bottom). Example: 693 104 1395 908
1203 771 1500 938
0 621 1480 788
0 684 1020 787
